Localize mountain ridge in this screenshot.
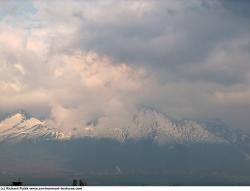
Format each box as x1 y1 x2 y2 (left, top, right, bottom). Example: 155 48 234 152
0 108 249 145
0 112 69 143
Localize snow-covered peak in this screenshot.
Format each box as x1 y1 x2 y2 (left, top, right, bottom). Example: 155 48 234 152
126 108 228 144
22 117 44 128
0 112 69 143
0 113 26 129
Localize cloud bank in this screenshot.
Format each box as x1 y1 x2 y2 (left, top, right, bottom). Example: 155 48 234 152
0 0 249 133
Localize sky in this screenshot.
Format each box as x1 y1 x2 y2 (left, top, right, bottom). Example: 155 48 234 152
0 0 249 134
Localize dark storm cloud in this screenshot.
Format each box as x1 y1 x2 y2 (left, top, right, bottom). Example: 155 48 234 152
65 0 250 86
221 0 250 18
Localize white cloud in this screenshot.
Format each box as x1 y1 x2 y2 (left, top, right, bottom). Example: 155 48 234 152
44 51 146 136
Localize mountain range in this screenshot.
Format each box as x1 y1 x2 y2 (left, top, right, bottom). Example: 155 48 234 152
0 107 249 146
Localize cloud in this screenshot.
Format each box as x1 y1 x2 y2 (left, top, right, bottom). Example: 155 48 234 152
0 0 249 132
44 51 147 137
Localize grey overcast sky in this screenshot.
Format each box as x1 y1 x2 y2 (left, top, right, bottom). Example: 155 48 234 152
0 0 249 132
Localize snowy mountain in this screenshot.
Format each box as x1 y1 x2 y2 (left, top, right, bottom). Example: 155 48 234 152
0 108 249 145
202 119 250 145
125 107 228 144
0 112 69 143
105 107 250 145
126 107 250 145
